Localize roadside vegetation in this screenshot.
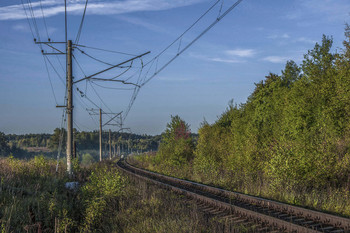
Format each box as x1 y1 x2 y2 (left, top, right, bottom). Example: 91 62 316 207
0 156 224 232
0 156 126 232
131 26 350 217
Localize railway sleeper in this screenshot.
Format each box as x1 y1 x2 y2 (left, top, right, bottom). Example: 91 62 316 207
119 161 350 233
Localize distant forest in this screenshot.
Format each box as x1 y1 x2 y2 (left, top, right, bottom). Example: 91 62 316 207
1 130 166 159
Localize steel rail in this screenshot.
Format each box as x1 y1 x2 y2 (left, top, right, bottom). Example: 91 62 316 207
117 160 350 233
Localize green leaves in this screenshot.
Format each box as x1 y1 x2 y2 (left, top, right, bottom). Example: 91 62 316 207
156 115 194 170
194 30 350 193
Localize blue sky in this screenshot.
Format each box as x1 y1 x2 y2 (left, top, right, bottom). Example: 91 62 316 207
0 0 350 135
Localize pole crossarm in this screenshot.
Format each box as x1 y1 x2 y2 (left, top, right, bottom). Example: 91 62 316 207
103 112 122 126
43 53 65 55
35 41 66 55
73 51 150 84
43 43 65 54
34 41 66 44
103 111 122 127
90 78 140 87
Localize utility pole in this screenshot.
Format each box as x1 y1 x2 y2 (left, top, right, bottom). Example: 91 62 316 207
87 108 122 161
66 40 73 176
109 129 112 160
99 108 102 161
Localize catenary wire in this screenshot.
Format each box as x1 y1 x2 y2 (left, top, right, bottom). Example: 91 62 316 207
75 0 89 45
143 0 221 67
76 47 114 66
43 56 58 104
141 0 243 86
39 0 50 40
75 44 136 56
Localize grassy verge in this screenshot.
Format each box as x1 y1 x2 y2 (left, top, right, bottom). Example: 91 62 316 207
1 156 238 232
129 153 350 217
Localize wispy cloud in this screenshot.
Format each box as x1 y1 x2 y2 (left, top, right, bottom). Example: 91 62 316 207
267 33 290 39
190 48 256 64
157 76 191 82
286 0 350 22
190 52 243 64
296 37 317 44
225 49 256 58
262 56 289 64
0 0 205 20
13 24 29 32
117 15 166 33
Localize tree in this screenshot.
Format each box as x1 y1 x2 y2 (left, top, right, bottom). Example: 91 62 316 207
48 128 66 151
157 115 194 166
81 153 95 166
0 132 10 156
281 60 301 87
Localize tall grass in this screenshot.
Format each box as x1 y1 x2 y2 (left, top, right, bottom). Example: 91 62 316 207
130 153 350 217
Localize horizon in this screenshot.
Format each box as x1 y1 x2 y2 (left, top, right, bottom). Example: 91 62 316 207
1 0 350 135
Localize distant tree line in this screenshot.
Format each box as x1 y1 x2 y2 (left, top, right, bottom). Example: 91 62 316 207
1 129 166 159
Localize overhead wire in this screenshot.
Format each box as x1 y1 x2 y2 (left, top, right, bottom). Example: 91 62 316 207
75 44 136 56
64 0 67 45
76 47 114 66
39 0 50 40
56 87 68 173
26 0 41 42
56 109 67 173
43 56 58 105
72 54 87 77
75 0 89 45
45 56 65 85
21 0 243 135
141 0 243 86
88 82 123 125
90 82 134 90
89 81 114 113
143 0 221 67
122 0 243 121
20 0 35 40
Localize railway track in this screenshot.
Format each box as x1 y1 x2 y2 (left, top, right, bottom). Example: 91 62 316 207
117 160 350 233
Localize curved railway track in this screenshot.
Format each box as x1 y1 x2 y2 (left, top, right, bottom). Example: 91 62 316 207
117 160 350 233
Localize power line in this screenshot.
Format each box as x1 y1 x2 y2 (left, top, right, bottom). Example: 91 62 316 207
26 0 41 42
39 0 50 40
75 0 89 45
89 81 114 114
122 0 244 121
90 81 134 90
72 54 87 77
21 0 35 40
75 44 137 56
56 108 66 173
45 56 65 85
64 0 67 45
76 47 114 66
142 0 243 86
43 56 58 105
143 0 221 67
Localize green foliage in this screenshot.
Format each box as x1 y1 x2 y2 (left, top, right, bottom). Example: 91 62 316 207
82 167 125 200
156 115 194 171
135 29 350 216
192 32 350 214
48 128 66 151
0 157 128 232
80 165 125 232
81 153 95 166
0 132 10 157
